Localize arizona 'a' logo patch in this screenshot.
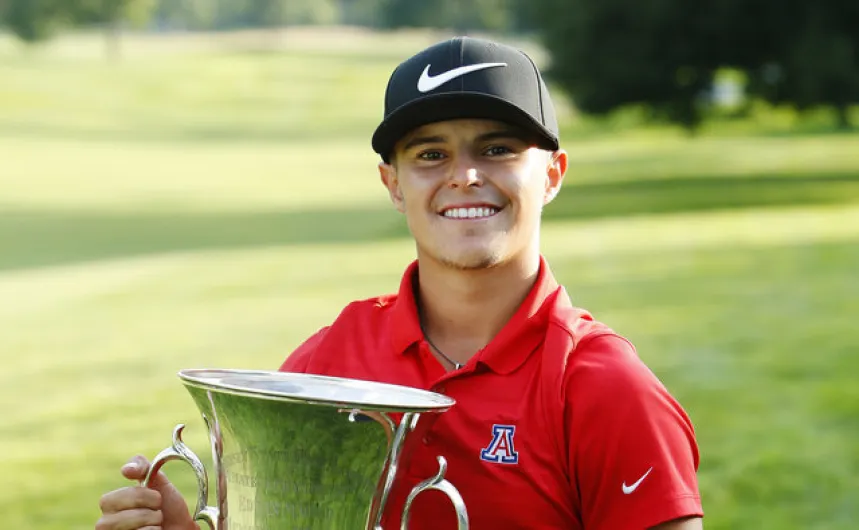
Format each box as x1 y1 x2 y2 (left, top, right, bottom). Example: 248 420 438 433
480 424 519 464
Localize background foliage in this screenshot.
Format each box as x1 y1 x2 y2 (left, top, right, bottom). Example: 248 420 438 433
1 0 856 128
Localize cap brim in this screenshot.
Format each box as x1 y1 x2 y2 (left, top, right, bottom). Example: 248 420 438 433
371 92 560 163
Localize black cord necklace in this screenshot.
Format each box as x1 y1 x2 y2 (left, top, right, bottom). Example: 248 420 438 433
416 283 464 370
422 328 464 370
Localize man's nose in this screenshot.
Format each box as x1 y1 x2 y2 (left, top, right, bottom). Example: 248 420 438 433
447 154 483 189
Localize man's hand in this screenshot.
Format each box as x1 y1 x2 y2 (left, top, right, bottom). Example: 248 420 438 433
95 455 198 530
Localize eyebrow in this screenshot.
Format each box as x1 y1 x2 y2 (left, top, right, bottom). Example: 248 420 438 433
401 135 446 152
400 129 529 152
475 129 531 143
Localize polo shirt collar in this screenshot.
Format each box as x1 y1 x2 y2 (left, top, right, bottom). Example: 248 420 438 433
389 256 564 375
389 260 424 355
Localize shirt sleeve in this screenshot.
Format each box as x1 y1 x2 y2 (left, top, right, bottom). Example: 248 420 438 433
566 334 703 529
278 326 330 373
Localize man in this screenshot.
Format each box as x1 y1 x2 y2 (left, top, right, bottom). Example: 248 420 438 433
96 36 704 530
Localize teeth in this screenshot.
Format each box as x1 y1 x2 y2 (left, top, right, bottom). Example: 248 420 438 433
443 207 499 219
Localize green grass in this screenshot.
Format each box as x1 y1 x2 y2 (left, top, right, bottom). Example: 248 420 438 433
1 28 858 530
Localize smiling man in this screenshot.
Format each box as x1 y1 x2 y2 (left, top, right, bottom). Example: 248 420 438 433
96 37 704 530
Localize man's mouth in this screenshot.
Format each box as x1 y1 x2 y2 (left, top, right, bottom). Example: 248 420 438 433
440 206 501 220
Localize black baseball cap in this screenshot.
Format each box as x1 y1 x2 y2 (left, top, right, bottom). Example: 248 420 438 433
371 36 560 163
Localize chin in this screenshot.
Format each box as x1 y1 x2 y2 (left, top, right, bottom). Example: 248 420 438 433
436 249 505 271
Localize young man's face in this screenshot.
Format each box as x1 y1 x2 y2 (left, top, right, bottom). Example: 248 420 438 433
379 118 567 270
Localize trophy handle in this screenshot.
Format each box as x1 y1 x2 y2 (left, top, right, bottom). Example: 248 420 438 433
400 456 469 530
143 423 219 530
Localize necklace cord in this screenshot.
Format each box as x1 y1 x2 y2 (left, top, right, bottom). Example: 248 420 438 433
416 286 463 370
422 330 464 370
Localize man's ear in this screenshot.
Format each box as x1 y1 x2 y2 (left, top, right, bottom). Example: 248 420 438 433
379 161 406 213
544 149 568 206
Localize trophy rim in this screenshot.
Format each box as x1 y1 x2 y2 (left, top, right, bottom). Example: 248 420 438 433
177 368 456 413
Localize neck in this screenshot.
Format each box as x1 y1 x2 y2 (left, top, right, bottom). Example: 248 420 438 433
415 249 541 367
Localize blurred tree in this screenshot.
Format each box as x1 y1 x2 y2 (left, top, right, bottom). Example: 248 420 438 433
152 0 217 31
209 0 336 28
0 0 68 43
379 0 513 33
745 1 859 128
509 0 542 33
531 0 858 130
198 0 338 31
338 0 385 27
214 0 339 47
69 0 158 59
532 0 731 131
287 0 339 25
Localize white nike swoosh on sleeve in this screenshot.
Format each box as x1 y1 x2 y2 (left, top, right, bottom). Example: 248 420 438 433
621 466 653 494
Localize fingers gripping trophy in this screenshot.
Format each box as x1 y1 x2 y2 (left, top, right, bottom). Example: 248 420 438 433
140 369 469 530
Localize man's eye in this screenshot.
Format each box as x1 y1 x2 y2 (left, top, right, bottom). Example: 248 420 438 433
485 145 513 156
418 151 444 161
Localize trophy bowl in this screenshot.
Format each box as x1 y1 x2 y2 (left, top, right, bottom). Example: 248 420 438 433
143 368 468 530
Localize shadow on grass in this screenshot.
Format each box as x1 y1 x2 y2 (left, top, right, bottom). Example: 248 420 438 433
557 102 859 141
1 171 857 272
545 171 859 221
0 205 407 272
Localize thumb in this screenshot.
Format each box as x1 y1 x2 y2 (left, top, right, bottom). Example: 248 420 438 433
121 455 172 489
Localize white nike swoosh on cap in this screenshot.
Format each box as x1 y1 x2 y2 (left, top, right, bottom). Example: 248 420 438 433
417 62 507 93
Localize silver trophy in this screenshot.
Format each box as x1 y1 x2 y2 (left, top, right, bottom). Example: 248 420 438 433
143 369 469 529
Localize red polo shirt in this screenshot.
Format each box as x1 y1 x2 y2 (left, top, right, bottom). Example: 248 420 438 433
280 257 703 529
